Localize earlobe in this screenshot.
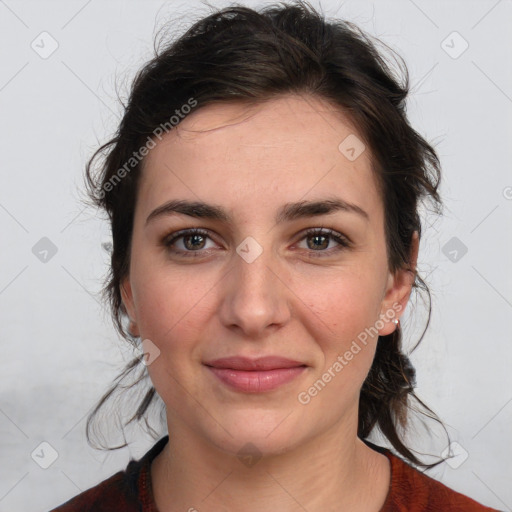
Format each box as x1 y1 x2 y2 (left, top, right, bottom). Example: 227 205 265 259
378 231 419 336
120 277 140 337
120 277 133 315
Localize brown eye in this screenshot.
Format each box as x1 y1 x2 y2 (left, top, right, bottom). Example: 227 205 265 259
182 233 207 250
163 228 216 256
307 233 329 250
298 228 351 256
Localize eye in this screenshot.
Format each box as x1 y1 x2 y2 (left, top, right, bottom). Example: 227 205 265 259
296 228 351 256
163 228 218 257
162 227 352 258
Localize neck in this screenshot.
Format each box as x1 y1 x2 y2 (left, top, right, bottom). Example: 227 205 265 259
151 413 390 512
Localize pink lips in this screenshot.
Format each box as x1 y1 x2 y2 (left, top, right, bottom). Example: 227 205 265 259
204 356 307 393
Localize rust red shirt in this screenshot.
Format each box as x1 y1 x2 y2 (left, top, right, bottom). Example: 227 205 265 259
49 436 500 511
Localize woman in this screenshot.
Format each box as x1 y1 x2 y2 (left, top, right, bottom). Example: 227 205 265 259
50 1 500 510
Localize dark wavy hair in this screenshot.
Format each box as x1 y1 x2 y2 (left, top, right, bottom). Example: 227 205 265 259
83 0 446 467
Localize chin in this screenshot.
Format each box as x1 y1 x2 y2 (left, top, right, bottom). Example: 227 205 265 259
199 409 309 458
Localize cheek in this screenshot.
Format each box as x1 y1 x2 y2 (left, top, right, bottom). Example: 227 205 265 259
133 270 210 405
130 261 218 395
300 267 384 341
131 251 212 338
297 268 385 397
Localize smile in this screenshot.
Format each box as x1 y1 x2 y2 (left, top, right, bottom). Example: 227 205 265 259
203 356 308 393
205 366 307 393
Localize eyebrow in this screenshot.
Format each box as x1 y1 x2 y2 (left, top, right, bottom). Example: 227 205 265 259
145 197 369 227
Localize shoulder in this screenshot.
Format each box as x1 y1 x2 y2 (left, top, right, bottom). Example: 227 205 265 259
48 435 169 512
48 462 141 512
379 448 501 512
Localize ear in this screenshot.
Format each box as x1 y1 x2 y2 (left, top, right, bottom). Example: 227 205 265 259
120 276 140 337
378 231 419 336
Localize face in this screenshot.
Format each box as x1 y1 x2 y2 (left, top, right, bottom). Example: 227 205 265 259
121 94 415 457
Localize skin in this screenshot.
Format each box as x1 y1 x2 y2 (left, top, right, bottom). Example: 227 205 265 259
121 94 419 512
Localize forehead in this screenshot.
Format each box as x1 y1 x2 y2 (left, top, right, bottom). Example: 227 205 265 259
138 94 382 223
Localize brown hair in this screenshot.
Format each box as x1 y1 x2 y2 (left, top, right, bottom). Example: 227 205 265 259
84 0 446 467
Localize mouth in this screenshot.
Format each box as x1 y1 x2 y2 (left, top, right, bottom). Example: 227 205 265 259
203 356 308 393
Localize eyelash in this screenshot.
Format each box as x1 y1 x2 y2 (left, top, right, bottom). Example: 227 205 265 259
162 227 352 258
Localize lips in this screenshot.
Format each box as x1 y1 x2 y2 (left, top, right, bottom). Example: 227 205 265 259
204 356 306 371
203 356 307 393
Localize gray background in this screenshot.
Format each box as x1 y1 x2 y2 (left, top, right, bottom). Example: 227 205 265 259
1 0 511 510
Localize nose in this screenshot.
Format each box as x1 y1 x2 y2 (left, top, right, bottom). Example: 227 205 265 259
217 241 291 339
